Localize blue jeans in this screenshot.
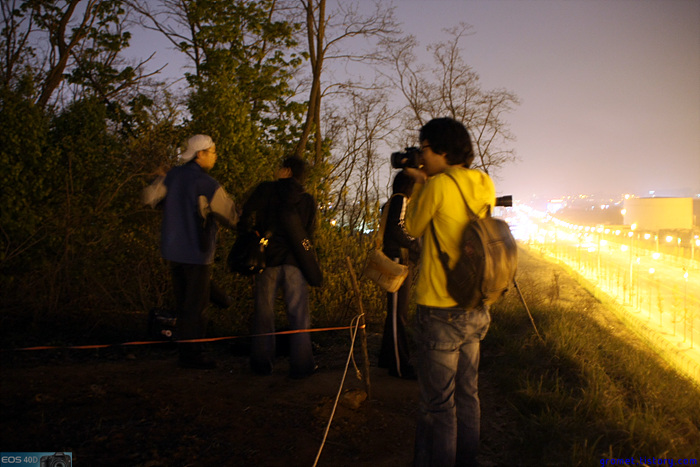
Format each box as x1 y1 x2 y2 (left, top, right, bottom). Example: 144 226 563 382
251 264 315 377
413 304 491 467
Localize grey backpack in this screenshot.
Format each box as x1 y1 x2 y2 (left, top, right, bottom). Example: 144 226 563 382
430 174 518 309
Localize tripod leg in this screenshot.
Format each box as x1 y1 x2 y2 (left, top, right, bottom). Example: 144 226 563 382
514 278 545 344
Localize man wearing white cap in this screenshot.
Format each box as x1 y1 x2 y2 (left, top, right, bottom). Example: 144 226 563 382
143 134 238 369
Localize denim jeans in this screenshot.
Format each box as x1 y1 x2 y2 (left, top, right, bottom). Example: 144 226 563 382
251 264 315 377
413 304 491 467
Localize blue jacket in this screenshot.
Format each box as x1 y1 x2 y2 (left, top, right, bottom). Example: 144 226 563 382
144 161 238 265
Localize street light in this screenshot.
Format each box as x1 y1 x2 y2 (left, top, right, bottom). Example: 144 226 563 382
627 231 635 305
649 267 655 321
665 235 675 260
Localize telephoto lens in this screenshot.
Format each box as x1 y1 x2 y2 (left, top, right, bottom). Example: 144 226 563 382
495 195 513 207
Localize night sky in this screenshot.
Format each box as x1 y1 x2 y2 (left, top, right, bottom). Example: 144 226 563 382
127 0 700 202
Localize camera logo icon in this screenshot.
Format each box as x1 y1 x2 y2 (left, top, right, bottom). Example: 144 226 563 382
40 453 71 467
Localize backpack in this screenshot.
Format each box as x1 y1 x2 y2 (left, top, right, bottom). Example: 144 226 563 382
429 173 518 309
227 228 271 275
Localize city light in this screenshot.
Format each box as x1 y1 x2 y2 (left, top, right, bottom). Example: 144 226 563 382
513 194 698 385
516 203 699 374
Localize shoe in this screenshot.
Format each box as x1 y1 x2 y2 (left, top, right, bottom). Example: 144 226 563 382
178 355 217 369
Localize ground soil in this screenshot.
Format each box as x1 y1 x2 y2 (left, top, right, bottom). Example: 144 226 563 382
0 251 587 467
1 328 530 467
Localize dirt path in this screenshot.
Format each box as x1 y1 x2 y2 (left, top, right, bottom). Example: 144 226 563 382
0 250 584 466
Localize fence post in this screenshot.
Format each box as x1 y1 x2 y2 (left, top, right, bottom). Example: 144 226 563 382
346 256 371 400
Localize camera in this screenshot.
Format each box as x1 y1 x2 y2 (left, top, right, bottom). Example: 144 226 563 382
390 146 514 208
390 147 421 169
495 195 512 207
40 453 71 467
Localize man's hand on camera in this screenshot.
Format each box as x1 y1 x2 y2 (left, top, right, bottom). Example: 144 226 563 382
403 167 427 184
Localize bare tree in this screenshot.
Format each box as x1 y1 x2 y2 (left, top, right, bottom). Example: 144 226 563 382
294 0 400 162
382 24 519 175
128 0 207 78
323 88 398 233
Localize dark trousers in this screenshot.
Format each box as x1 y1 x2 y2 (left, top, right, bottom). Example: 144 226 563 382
171 262 211 358
379 262 413 377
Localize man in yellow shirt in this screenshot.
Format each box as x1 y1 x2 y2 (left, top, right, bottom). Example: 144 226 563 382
404 117 496 467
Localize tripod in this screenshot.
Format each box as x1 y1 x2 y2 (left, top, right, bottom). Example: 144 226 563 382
513 278 545 344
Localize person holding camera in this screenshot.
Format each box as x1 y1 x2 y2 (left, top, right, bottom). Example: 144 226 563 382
143 134 238 369
403 117 496 467
378 171 421 379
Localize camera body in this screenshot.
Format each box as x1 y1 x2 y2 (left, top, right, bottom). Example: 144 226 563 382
390 147 421 169
40 453 71 467
389 147 513 208
495 195 512 207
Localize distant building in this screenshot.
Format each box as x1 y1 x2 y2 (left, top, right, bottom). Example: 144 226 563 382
623 197 698 230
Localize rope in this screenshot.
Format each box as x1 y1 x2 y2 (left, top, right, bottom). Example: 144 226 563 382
1 325 364 352
312 313 363 467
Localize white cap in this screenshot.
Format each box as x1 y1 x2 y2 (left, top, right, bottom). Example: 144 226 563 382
178 134 214 163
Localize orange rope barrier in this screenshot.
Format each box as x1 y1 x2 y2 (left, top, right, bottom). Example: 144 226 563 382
3 324 366 352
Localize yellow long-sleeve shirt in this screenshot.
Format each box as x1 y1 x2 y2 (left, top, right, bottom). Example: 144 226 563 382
405 165 496 308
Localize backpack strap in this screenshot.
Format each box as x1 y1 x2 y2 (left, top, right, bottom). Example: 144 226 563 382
444 172 491 220
429 172 490 275
429 220 452 274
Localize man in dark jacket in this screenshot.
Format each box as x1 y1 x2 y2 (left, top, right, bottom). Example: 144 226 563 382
143 134 238 369
239 156 318 378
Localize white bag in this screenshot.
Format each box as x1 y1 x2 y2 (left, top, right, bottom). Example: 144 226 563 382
362 195 409 293
363 249 409 293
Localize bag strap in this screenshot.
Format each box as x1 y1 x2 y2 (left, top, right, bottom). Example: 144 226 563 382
443 172 490 220
429 220 452 273
429 172 491 273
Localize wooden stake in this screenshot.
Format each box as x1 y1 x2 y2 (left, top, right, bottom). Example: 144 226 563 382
345 256 371 400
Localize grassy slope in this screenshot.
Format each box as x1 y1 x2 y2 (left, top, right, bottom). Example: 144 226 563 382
479 247 700 465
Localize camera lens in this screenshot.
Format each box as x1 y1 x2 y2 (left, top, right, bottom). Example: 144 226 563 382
390 147 420 169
